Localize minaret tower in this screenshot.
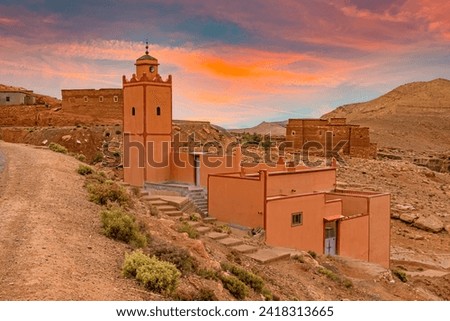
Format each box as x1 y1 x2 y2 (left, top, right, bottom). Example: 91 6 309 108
123 42 173 186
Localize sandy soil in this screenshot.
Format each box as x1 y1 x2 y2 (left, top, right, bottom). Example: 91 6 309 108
0 141 153 300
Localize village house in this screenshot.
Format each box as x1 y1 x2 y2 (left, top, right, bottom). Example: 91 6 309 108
0 89 35 106
122 47 391 268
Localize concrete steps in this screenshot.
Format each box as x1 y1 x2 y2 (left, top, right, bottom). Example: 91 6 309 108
206 232 229 240
218 237 243 247
246 248 292 264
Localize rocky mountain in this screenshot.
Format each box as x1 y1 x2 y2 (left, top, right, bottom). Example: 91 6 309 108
322 78 450 153
229 121 287 136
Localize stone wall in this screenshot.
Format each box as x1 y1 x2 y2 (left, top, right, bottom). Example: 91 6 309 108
286 118 377 159
61 88 123 120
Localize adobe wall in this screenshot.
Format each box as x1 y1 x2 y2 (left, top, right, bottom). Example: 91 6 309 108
265 193 339 254
286 118 377 159
208 173 265 228
368 195 391 268
266 168 336 196
338 215 369 261
61 88 123 120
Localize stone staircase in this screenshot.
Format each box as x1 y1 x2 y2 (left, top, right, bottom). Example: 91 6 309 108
188 187 208 217
130 185 294 264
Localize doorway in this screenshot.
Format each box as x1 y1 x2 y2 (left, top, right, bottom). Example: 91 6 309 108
324 220 337 255
194 154 200 186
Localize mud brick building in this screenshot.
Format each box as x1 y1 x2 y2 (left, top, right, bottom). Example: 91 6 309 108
0 89 35 106
61 88 123 119
286 118 377 158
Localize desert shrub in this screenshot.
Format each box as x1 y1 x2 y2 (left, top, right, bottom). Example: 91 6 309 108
189 213 200 221
219 274 249 300
101 207 147 247
307 250 317 259
177 222 199 239
48 142 68 154
261 287 274 301
87 181 131 206
92 152 103 164
77 164 94 176
393 269 408 282
213 224 231 234
317 267 340 282
194 288 217 301
197 268 219 280
292 254 305 263
135 258 181 294
75 154 87 162
122 250 153 278
149 243 198 274
221 262 264 292
342 278 353 288
172 287 218 301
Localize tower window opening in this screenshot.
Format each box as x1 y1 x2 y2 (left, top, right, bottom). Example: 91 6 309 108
99 96 104 102
6 96 10 102
132 107 136 116
113 96 119 103
156 106 161 116
83 96 88 102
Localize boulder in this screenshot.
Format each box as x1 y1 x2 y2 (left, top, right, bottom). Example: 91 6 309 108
399 213 417 224
413 215 444 233
445 224 450 234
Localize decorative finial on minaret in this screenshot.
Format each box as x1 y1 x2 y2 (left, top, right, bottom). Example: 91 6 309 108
145 40 149 55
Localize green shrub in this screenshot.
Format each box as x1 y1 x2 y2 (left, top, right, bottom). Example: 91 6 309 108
87 181 131 206
177 222 199 239
75 154 87 162
149 243 198 274
135 258 181 294
77 164 94 176
307 250 317 259
101 207 147 247
221 262 264 292
194 288 217 301
48 142 68 154
172 288 218 301
342 279 353 288
317 267 340 282
261 287 273 301
92 152 103 164
393 269 408 282
213 224 231 234
197 268 219 280
219 274 249 300
123 250 153 278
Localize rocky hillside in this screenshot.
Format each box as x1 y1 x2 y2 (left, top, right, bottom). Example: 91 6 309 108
322 79 450 153
230 121 287 136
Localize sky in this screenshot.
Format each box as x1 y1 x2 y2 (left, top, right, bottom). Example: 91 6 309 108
1 0 450 128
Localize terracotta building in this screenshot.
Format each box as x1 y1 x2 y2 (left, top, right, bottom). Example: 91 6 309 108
122 45 241 187
61 88 123 119
122 48 391 268
286 118 377 158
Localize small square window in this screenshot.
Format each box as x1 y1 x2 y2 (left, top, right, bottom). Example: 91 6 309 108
99 96 104 102
6 96 10 102
291 212 303 226
291 130 296 136
113 96 118 103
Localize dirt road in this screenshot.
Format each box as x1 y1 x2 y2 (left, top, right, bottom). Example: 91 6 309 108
0 141 151 300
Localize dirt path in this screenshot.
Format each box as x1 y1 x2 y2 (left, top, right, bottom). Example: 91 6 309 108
0 141 152 300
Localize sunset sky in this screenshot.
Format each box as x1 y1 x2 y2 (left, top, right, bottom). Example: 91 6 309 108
1 0 450 128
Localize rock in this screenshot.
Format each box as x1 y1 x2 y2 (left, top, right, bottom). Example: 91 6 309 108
42 139 48 145
413 215 444 233
445 224 450 234
399 213 417 224
395 204 415 211
62 135 71 141
391 211 400 219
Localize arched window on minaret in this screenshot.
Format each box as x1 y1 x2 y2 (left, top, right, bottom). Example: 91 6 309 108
132 107 136 116
156 106 161 116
